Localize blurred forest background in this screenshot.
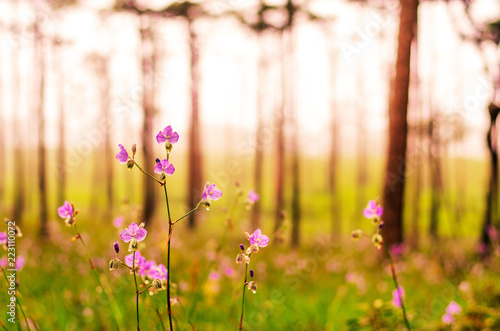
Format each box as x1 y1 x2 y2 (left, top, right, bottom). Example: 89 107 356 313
1 0 500 329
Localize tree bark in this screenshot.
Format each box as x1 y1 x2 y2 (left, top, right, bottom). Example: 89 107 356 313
187 19 203 229
35 16 48 238
381 0 418 246
54 38 66 206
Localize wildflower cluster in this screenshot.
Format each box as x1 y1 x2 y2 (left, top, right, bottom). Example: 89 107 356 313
442 301 461 324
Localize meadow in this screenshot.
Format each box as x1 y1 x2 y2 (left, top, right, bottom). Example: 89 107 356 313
1 147 498 330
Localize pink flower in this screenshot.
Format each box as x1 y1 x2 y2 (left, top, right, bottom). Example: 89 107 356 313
442 313 454 324
57 201 73 219
363 200 383 219
154 159 175 175
0 232 7 245
125 251 146 268
149 264 168 282
140 260 157 278
156 126 179 144
120 222 147 243
202 183 222 202
248 229 269 247
0 256 25 271
113 217 124 228
116 144 130 164
248 190 259 203
392 286 404 308
443 301 461 323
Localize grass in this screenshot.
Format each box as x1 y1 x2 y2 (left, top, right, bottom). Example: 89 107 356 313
0 149 498 330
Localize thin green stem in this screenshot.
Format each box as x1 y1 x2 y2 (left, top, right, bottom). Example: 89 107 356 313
1 264 30 330
172 202 201 224
73 224 121 330
132 251 140 331
238 263 249 330
137 284 154 295
156 308 166 331
383 242 411 330
163 184 174 331
134 160 163 185
0 318 9 331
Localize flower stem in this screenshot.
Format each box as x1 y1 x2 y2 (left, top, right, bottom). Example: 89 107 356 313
156 308 166 331
132 251 140 331
172 202 201 224
74 224 121 330
0 267 30 330
238 263 249 330
134 160 163 185
383 242 411 330
163 184 174 331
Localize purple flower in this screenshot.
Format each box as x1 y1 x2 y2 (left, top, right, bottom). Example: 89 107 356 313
125 251 146 268
113 217 124 228
156 126 179 144
202 183 223 202
0 232 7 245
116 144 130 164
442 313 454 324
57 201 73 219
363 200 383 219
149 264 168 282
120 222 147 243
1 256 25 271
446 301 461 315
154 159 175 175
392 286 404 308
248 229 269 247
248 190 259 203
140 260 157 278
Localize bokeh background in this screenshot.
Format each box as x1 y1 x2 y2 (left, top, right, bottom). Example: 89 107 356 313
0 0 500 330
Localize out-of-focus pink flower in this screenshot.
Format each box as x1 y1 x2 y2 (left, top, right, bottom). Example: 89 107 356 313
58 201 73 219
125 251 146 268
0 232 7 245
1 256 25 271
120 222 147 243
442 301 461 324
140 260 157 278
149 264 168 282
202 183 222 202
116 144 130 164
156 126 179 144
248 229 269 248
392 286 405 308
224 267 234 277
442 313 454 324
248 190 259 203
363 200 383 219
209 271 220 280
154 159 175 175
113 217 124 228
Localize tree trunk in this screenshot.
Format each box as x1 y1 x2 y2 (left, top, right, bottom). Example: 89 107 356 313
381 0 418 246
54 39 66 206
35 17 48 238
140 16 156 224
274 31 286 233
187 19 203 229
428 113 442 239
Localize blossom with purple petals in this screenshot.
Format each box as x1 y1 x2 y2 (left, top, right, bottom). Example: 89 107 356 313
154 159 175 175
248 190 259 203
0 232 7 245
1 256 25 271
392 286 405 308
120 222 147 243
363 200 383 219
442 301 461 324
125 251 146 268
156 126 179 144
116 144 130 164
58 201 73 219
149 264 168 282
202 183 223 203
248 229 269 248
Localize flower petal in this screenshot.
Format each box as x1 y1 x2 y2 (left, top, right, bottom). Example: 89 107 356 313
154 162 163 174
257 234 269 247
362 208 374 219
116 144 129 164
375 206 383 218
209 187 222 200
120 228 133 242
368 200 377 210
135 228 148 242
168 132 179 143
156 131 167 144
165 163 175 176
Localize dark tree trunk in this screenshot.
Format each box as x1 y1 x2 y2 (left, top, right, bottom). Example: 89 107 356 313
481 102 499 255
428 113 442 239
54 39 66 206
274 31 286 233
140 16 156 224
356 65 367 217
35 17 48 238
381 0 418 246
187 19 203 229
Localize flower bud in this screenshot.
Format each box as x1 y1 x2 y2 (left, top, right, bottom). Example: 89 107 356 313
378 221 384 230
155 157 161 164
203 200 211 210
160 172 166 182
132 144 137 157
113 242 120 254
152 279 162 291
165 142 173 153
70 235 81 242
244 232 251 240
129 238 139 252
247 281 258 293
126 159 135 170
351 230 362 241
246 244 259 254
249 269 254 278
371 234 383 250
109 258 119 271
65 217 76 227
239 244 245 251
236 252 250 264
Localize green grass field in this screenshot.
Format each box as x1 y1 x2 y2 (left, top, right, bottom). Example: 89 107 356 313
0 150 498 330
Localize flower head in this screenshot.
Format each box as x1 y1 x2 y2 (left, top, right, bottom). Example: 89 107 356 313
0 232 7 245
202 183 223 203
58 201 76 226
156 126 179 144
1 256 25 271
149 264 168 282
154 159 175 176
116 144 130 164
363 200 383 220
125 251 146 268
248 281 258 293
248 190 259 203
248 229 269 248
120 222 147 243
392 286 405 308
113 217 124 228
442 301 461 324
